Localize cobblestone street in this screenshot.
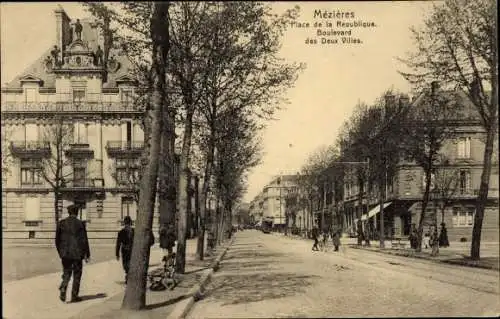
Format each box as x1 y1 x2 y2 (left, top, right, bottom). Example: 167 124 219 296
188 230 500 318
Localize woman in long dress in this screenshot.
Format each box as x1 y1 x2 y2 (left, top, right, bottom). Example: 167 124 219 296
439 222 450 247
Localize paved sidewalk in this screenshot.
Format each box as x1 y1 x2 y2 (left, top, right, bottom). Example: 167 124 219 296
2 240 197 319
69 238 234 319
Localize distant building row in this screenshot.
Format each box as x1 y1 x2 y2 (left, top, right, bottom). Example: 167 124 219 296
249 89 499 242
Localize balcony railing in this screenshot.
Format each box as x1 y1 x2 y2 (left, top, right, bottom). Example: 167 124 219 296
65 143 94 158
10 141 51 157
1 93 142 113
456 188 499 198
106 141 144 157
64 178 104 189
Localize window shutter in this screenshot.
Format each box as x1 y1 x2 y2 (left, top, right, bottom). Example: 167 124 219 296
457 138 465 158
73 123 79 143
466 137 471 158
80 124 88 143
466 171 471 191
121 122 127 143
130 201 137 221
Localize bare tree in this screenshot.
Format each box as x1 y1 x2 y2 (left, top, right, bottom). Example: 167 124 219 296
122 2 169 310
399 0 497 259
38 118 75 223
213 110 262 244
190 2 302 260
434 165 461 225
299 145 338 232
400 85 459 252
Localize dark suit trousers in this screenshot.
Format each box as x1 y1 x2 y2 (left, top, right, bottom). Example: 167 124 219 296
122 251 131 280
60 258 83 297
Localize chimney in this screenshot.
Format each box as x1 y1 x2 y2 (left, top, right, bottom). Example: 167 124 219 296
399 95 410 108
54 6 71 54
431 81 440 96
384 94 396 116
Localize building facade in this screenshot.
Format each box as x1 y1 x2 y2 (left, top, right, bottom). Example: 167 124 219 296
249 175 300 230
334 90 499 242
1 8 161 242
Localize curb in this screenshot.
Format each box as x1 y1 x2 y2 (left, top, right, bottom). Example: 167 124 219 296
348 245 499 271
167 235 236 319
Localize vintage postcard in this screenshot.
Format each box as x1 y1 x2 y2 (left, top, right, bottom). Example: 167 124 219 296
1 1 498 318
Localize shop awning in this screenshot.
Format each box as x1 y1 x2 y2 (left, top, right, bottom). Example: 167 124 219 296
361 202 392 221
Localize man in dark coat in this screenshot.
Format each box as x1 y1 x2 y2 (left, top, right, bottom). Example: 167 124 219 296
116 216 155 284
55 204 90 303
332 228 341 252
311 226 319 251
159 224 176 258
116 216 134 284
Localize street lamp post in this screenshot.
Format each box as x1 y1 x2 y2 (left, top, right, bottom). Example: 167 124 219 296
277 176 282 233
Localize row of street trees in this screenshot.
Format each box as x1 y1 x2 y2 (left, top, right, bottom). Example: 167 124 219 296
294 0 497 260
83 1 303 310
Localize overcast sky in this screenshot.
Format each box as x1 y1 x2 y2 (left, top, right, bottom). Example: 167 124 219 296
1 2 433 203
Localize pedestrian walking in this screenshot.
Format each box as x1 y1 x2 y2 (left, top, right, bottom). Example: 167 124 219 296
159 223 176 258
422 230 431 249
55 204 90 303
409 223 418 249
332 228 341 252
439 222 450 247
116 216 155 284
356 219 363 245
116 216 134 284
311 227 319 251
364 222 371 247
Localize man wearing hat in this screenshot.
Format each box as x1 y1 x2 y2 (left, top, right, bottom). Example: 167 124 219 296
55 204 91 303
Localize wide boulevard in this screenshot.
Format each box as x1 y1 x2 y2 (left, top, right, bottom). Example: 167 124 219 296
188 230 499 318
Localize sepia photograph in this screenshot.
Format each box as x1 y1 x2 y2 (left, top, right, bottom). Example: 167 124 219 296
1 1 498 318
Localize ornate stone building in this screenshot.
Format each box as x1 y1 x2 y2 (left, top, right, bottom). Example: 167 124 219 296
1 8 161 242
336 90 499 242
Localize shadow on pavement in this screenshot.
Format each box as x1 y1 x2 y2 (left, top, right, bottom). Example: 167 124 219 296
203 272 318 305
78 293 108 301
219 260 282 272
144 294 190 310
224 249 286 261
184 267 210 275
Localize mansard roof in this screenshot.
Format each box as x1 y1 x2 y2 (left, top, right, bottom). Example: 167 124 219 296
411 87 481 122
5 47 57 89
3 17 134 90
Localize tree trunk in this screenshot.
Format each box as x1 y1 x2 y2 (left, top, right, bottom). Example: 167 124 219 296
54 190 61 223
471 120 497 260
214 197 221 245
175 105 195 274
196 161 212 260
121 2 168 310
416 168 433 253
186 170 193 240
194 176 199 237
379 181 385 249
158 107 176 230
431 199 439 256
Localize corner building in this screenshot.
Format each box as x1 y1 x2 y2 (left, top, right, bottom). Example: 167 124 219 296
1 8 162 242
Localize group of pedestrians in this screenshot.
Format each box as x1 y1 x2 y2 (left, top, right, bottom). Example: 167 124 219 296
409 222 450 250
311 226 341 252
55 204 176 303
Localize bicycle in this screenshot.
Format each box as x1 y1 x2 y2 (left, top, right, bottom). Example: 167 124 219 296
149 252 178 291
